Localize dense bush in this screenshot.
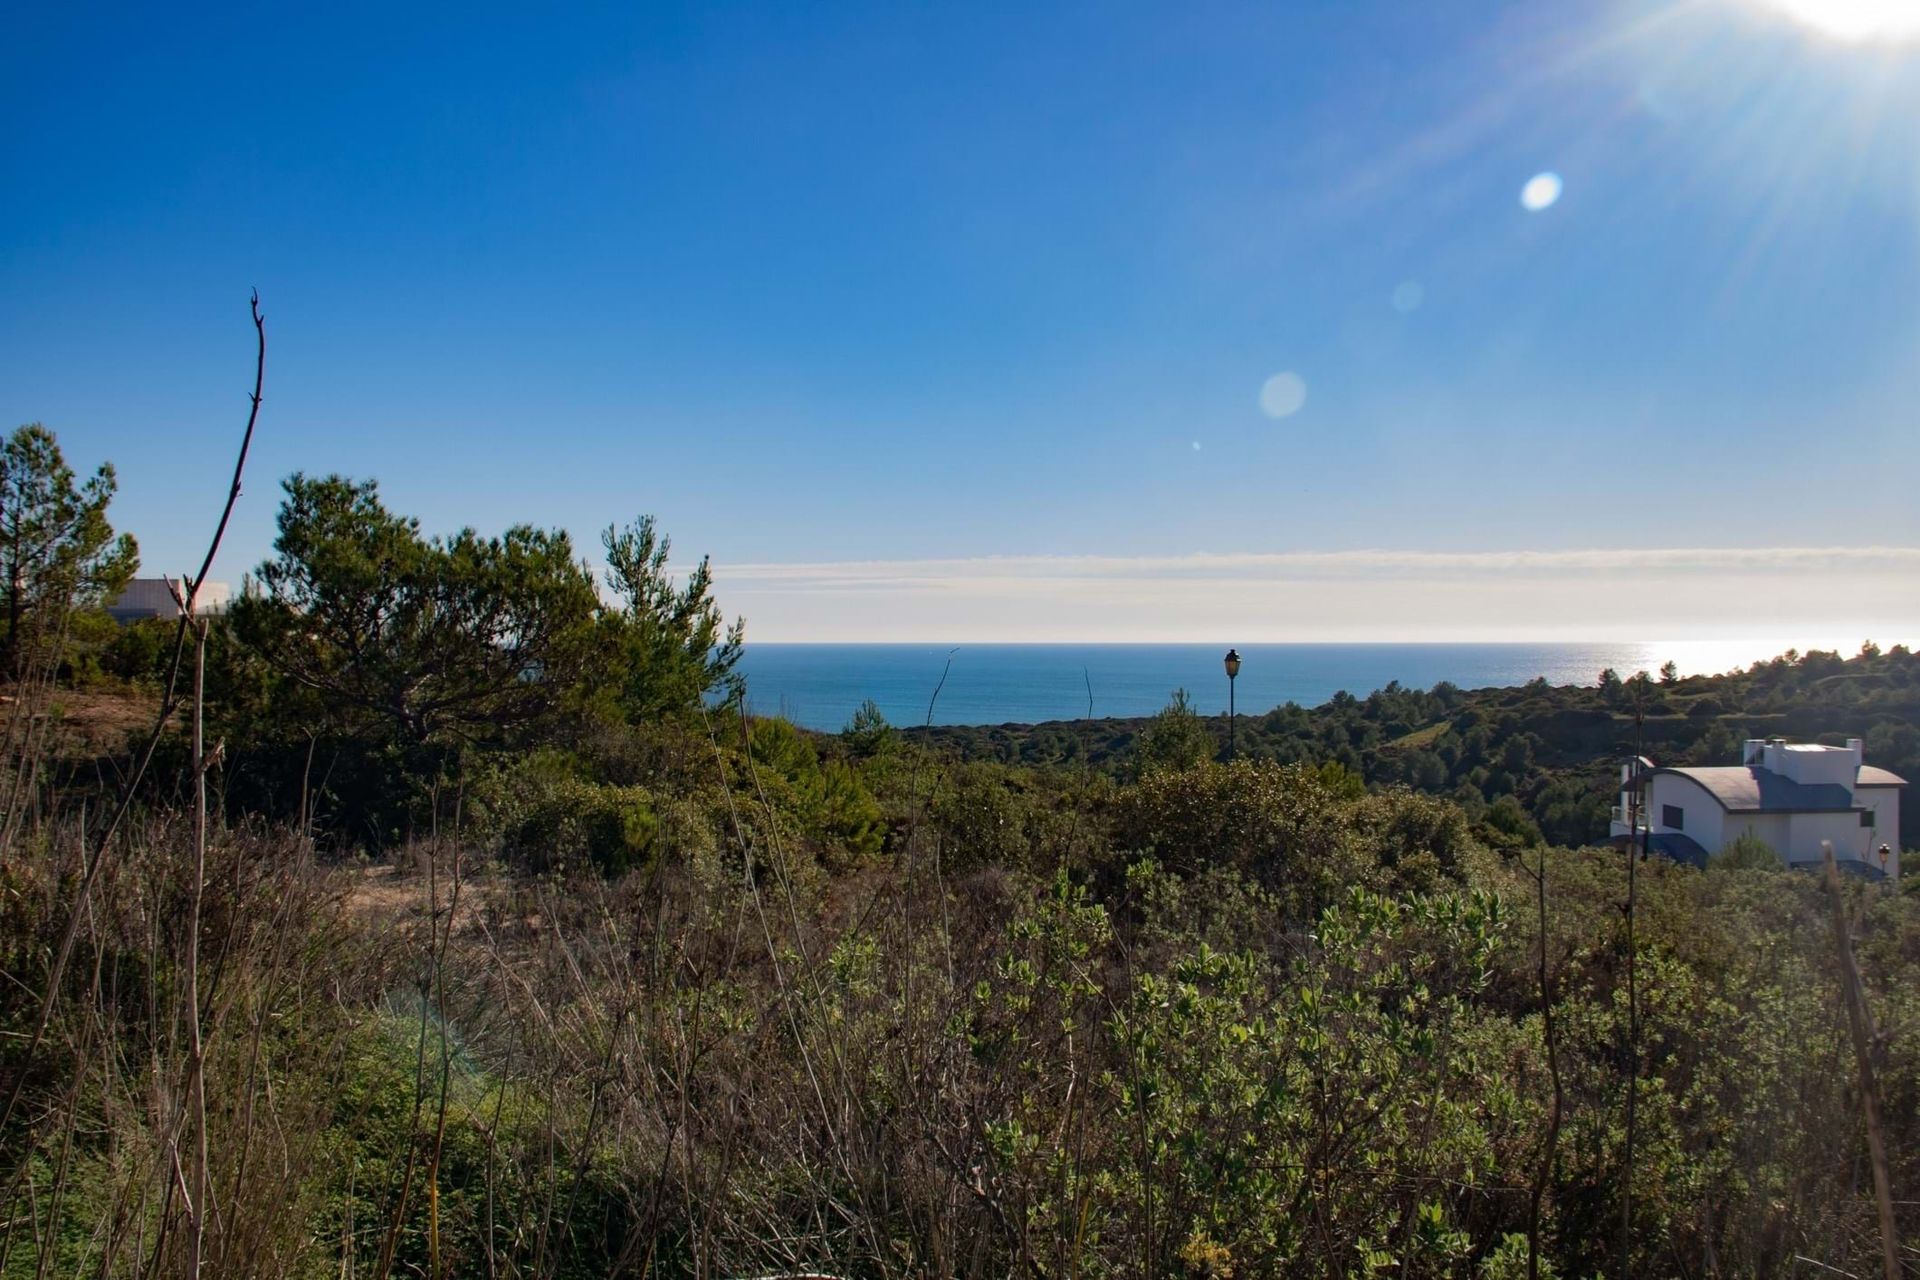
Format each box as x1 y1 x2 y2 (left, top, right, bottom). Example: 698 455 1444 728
5 799 1916 1278
748 716 887 868
1114 759 1383 922
472 749 661 873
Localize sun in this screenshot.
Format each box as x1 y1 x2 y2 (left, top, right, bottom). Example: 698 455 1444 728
1754 0 1920 41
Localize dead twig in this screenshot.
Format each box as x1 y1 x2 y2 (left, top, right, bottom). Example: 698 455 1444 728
1821 841 1900 1280
0 293 265 1142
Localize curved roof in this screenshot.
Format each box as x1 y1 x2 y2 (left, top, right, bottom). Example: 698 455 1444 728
1655 764 1904 813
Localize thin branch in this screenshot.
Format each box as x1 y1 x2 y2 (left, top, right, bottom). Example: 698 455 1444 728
1822 842 1900 1280
925 648 958 727
1526 846 1563 1280
0 293 265 1141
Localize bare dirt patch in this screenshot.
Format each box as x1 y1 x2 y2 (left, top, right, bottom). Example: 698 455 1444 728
5 684 167 757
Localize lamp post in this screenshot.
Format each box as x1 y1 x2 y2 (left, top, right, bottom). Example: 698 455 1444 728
1224 648 1241 760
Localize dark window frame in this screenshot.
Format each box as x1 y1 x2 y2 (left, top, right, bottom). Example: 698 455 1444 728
1662 804 1685 831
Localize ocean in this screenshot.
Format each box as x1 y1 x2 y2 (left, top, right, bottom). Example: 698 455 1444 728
733 639 1869 733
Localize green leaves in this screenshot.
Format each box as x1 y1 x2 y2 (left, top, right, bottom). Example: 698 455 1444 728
1114 759 1403 926
222 483 753 846
745 716 887 866
1087 881 1514 1275
235 473 601 749
1137 687 1217 774
599 513 743 723
0 423 138 678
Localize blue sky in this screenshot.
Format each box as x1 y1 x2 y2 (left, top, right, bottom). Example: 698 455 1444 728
5 0 1919 640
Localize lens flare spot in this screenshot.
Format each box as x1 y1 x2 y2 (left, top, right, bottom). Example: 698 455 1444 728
1191 440 1202 451
1259 372 1307 419
1391 280 1425 312
1520 172 1563 211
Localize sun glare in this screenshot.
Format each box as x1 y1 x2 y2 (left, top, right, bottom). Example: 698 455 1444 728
1755 0 1920 41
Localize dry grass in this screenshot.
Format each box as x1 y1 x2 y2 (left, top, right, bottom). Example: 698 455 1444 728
0 683 165 757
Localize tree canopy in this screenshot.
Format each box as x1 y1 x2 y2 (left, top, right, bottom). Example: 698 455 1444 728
1135 687 1217 773
0 424 138 678
217 477 746 843
598 514 743 723
230 473 602 749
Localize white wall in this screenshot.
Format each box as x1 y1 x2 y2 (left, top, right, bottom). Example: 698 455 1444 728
1857 787 1902 878
1784 811 1870 870
1646 748 1903 879
1646 775 1725 853
1758 740 1861 788
1722 812 1790 863
106 577 232 619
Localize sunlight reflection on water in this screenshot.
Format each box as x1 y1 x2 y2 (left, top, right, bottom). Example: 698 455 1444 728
1624 635 1905 677
735 637 1915 730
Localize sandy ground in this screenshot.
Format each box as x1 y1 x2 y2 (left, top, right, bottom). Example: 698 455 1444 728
342 864 421 919
4 684 165 757
342 862 504 937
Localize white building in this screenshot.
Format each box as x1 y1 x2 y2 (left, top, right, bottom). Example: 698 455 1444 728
1610 738 1903 879
106 577 232 622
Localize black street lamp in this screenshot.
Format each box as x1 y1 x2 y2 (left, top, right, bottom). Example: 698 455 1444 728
1224 648 1241 760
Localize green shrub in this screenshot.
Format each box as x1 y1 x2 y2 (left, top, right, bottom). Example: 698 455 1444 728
1135 688 1217 773
747 715 886 867
1708 829 1782 872
931 762 1041 874
841 697 897 758
1350 786 1481 891
472 749 658 873
1113 759 1377 923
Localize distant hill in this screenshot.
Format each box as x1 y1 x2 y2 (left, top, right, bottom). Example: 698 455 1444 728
904 645 1920 848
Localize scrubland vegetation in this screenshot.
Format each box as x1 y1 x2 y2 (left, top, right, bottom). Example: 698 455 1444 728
3 415 1917 1278
920 644 1920 851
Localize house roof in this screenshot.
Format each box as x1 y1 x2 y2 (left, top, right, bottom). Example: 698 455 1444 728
1655 764 1906 814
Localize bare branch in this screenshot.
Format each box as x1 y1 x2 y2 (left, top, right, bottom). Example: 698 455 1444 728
0 294 265 1139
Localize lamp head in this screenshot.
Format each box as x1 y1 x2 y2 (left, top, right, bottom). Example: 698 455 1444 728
1224 648 1241 680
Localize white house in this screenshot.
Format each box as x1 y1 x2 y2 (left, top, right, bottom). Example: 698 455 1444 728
1610 738 1903 879
106 577 231 622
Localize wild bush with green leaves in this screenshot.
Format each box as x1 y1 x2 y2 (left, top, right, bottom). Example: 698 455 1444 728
1114 759 1390 923
470 748 661 873
6 784 1919 1277
747 716 887 867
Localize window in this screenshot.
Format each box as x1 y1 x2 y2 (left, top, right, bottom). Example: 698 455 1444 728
1861 810 1876 828
1662 804 1684 831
